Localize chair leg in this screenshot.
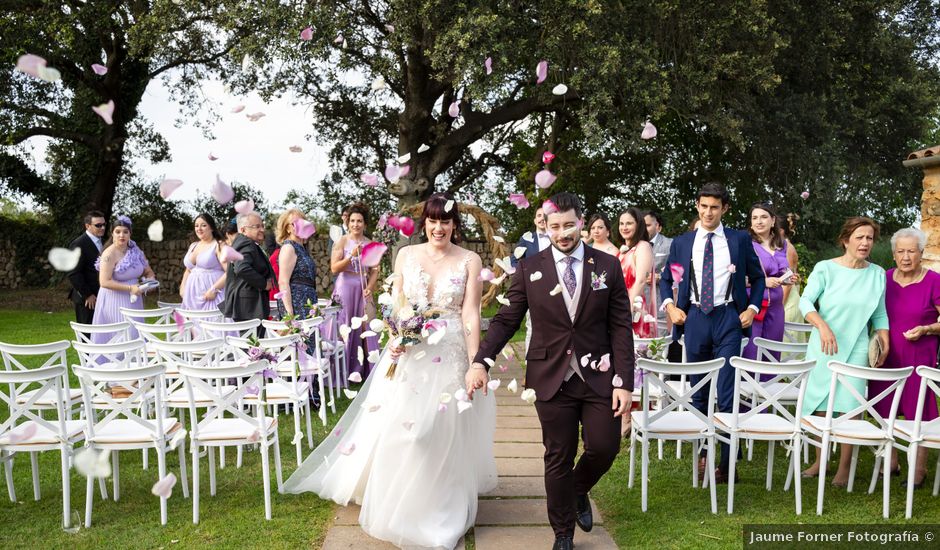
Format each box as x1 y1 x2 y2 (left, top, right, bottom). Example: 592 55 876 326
691 440 700 489
60 443 71 530
793 439 802 515
274 437 283 493
208 446 217 497
30 451 40 500
933 451 940 496
192 444 200 524
868 454 882 494
747 438 754 462
640 436 649 512
305 399 315 448
112 451 120 501
627 431 636 489
707 437 717 514
293 404 303 466
846 445 859 493
882 444 891 519
237 445 244 469
2 450 15 502
178 443 190 499
260 439 272 520
727 436 739 514
98 476 108 500
906 443 917 519
766 441 775 491
157 447 168 526
676 440 682 460
816 433 830 515
142 448 148 470
84 468 94 528
219 446 226 470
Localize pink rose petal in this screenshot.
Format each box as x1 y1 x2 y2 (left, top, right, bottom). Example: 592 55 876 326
536 60 548 84
91 63 108 75
438 403 448 413
534 169 556 189
211 174 234 204
498 365 508 372
384 165 401 182
334 34 344 44
92 100 115 125
208 152 218 161
398 164 411 179
231 104 246 113
479 268 495 282
159 179 183 199
7 423 37 444
397 216 415 237
431 356 441 363
361 173 380 187
15 54 46 78
289 145 303 153
542 151 555 164
597 353 611 372
173 310 185 335
348 372 363 383
300 26 313 41
234 199 254 215
151 473 177 499
448 101 460 118
508 193 529 209
669 263 684 285
222 245 244 262
273 291 284 300
293 218 316 239
333 428 342 437
541 199 559 215
360 242 388 267
484 56 493 75
800 191 810 199
340 442 356 455
612 374 624 388
246 112 266 122
641 121 657 140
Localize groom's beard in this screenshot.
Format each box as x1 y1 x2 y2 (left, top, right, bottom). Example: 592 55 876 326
551 232 579 254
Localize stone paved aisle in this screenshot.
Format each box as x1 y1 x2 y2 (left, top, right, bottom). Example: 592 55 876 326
321 343 618 549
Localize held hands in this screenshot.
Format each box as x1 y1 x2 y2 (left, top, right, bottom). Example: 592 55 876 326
665 303 686 326
612 389 632 417
739 308 756 329
466 364 490 399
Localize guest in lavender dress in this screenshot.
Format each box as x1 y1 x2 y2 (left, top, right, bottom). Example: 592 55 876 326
179 213 227 311
330 204 379 381
743 203 797 361
869 228 940 487
92 216 156 343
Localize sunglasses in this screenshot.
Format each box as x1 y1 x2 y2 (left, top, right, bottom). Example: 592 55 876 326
92 223 107 228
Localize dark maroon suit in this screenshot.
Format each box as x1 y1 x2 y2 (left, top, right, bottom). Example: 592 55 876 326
474 244 634 538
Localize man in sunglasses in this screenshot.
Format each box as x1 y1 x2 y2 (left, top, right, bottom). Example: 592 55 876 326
67 210 106 324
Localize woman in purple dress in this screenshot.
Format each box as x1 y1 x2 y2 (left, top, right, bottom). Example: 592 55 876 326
870 228 940 487
330 204 380 381
92 216 156 342
743 203 797 360
179 213 227 310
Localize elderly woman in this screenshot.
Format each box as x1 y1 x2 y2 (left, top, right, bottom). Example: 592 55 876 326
868 228 940 487
800 217 890 485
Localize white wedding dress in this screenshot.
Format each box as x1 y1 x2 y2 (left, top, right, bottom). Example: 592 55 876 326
283 250 498 549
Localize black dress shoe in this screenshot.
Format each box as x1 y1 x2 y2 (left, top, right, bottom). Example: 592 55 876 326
575 494 593 532
552 535 574 550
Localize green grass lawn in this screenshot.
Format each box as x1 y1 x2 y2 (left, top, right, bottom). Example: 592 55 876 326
0 309 347 548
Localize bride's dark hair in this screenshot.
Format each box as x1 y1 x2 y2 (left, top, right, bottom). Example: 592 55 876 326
418 192 462 244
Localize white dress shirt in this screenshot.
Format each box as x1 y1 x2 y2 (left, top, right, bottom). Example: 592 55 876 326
86 230 103 253
691 224 732 307
551 242 584 298
536 231 551 251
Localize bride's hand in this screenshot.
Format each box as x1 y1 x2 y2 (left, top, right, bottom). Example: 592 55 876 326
466 365 489 399
389 345 405 360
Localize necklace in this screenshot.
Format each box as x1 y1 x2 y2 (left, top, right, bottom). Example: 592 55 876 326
424 242 451 262
894 266 926 285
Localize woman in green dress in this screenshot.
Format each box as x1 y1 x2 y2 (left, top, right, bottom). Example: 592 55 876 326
800 217 890 485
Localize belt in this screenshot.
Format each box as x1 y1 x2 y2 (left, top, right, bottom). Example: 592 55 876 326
691 302 731 310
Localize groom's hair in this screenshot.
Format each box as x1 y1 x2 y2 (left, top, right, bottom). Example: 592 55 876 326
548 192 582 219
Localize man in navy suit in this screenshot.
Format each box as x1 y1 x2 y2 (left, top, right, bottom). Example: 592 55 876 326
510 206 550 267
658 182 765 483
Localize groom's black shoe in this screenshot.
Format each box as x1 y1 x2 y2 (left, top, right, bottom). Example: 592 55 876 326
552 535 574 550
575 494 593 532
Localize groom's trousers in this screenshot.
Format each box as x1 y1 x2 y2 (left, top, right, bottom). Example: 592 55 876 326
534 376 620 538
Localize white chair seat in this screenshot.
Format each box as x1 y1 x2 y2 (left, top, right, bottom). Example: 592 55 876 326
194 417 277 441
893 420 940 443
801 416 886 440
740 381 800 403
244 380 310 402
631 410 707 434
714 412 794 435
166 385 237 405
88 418 180 444
0 420 85 445
15 387 83 406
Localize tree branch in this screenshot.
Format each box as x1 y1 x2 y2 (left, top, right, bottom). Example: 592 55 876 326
6 125 98 147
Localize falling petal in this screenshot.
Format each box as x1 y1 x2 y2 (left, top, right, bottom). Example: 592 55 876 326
493 256 516 275
397 217 415 237
6 423 38 444
291 432 303 446
361 330 376 338
334 34 344 44
520 388 537 404
493 235 505 243
360 241 388 267
552 84 568 95
507 379 518 393
641 121 657 140
246 430 261 442
800 191 810 199
479 268 495 282
384 165 401 183
439 392 453 404
348 372 363 384
15 54 46 78
541 199 559 215
487 379 501 391
151 473 177 499
498 365 508 372
534 169 557 189
145 220 163 242
340 442 356 455
246 112 266 122
369 318 385 332
366 403 380 412
509 194 530 209
385 24 395 33
536 60 548 84
371 75 386 91
529 271 543 282
73 448 111 478
491 274 506 285
361 173 380 187
448 101 460 118
293 218 316 239
402 421 415 431
417 143 430 153
549 284 562 296
669 263 684 285
350 316 364 330
289 145 303 153
234 199 254 215
514 246 527 259
612 374 624 388
483 357 495 368
457 401 473 414
330 225 344 243
159 178 183 199
398 164 411 178
496 294 510 306
241 54 253 71
37 66 61 82
437 403 448 413
484 56 493 75
397 152 411 164
343 389 358 399
231 104 246 113
169 429 187 451
91 63 107 75
300 26 313 41
580 353 592 367
339 324 352 342
92 100 115 125
444 199 455 212
221 245 244 262
208 151 219 161
211 174 234 204
427 326 447 346
333 428 342 437
368 350 380 363
47 247 82 271
522 231 534 243
542 151 556 164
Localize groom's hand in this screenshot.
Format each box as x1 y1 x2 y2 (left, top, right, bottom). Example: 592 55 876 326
612 389 632 417
466 364 489 399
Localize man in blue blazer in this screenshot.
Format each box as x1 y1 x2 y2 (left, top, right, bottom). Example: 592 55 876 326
658 182 765 483
510 206 550 267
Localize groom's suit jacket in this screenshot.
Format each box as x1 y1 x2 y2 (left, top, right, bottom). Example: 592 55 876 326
475 244 635 401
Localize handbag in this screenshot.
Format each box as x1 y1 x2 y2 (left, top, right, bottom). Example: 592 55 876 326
753 298 770 322
868 333 884 368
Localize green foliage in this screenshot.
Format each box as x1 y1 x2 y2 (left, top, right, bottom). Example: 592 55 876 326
0 213 55 286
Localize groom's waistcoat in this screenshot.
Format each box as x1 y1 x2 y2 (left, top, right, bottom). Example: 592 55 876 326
476 245 635 401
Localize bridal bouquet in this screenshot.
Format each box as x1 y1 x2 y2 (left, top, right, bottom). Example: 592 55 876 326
380 291 444 379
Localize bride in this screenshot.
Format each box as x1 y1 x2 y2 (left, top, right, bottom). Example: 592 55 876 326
283 193 498 549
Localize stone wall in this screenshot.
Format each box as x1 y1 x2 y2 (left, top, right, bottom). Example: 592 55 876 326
0 240 23 288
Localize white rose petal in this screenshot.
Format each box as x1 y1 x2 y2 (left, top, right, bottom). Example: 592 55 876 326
530 271 543 282
521 388 537 404
507 379 518 394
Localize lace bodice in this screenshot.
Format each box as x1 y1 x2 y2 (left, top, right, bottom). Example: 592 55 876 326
402 248 472 315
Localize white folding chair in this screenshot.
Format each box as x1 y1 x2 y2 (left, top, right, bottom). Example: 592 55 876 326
800 361 913 517
633 336 678 460
120 306 175 325
628 357 724 513
179 360 282 523
74 363 188 526
783 321 812 344
0 340 81 417
227 334 316 464
268 300 281 320
320 306 348 387
70 321 131 345
886 365 940 518
0 365 85 528
157 301 182 309
719 357 814 514
195 319 260 342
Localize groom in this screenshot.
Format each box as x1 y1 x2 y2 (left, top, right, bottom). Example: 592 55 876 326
469 192 634 550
